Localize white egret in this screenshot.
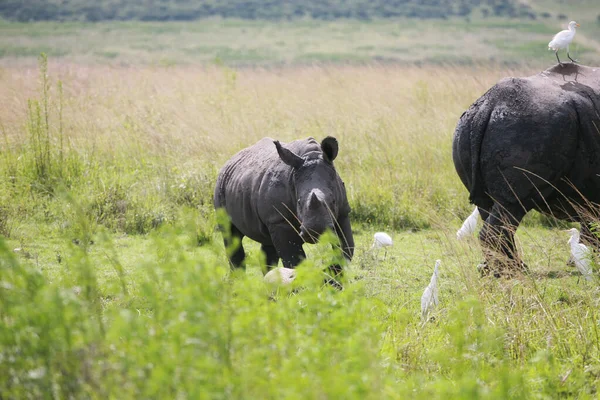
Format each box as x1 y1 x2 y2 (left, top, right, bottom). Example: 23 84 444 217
421 259 440 320
456 207 480 240
548 21 580 65
565 228 592 281
264 267 297 285
371 232 393 258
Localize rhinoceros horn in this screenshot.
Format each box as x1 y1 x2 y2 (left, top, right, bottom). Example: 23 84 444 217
274 140 304 169
308 191 322 210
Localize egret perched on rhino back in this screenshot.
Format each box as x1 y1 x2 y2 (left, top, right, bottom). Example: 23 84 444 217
548 20 580 65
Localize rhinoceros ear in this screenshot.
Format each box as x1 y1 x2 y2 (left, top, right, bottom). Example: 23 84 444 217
321 136 338 163
274 140 304 169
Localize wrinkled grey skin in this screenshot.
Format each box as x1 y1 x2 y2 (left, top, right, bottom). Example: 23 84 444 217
214 136 354 277
453 64 600 276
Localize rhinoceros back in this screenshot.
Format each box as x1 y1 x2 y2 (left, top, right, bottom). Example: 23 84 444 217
452 64 600 209
214 138 281 242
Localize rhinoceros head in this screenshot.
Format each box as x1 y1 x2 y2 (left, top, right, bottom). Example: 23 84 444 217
274 137 341 244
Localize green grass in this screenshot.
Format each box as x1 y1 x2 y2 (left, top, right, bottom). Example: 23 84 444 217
3 213 600 397
1 57 600 397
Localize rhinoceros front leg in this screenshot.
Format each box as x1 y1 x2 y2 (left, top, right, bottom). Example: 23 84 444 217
335 215 354 262
261 244 280 269
319 215 354 290
268 224 306 269
328 215 354 277
479 202 527 277
223 223 246 270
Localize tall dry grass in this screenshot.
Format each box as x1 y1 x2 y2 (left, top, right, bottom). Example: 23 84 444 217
1 61 541 233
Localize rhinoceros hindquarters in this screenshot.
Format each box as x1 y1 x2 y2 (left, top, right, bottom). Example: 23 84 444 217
452 64 600 276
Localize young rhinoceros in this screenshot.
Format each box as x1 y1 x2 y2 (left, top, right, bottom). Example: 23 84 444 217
214 136 354 277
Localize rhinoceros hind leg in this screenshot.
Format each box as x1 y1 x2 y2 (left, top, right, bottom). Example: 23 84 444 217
475 197 494 223
479 202 528 277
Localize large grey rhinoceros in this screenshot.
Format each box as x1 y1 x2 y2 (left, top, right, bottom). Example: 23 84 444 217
452 63 600 276
214 136 354 278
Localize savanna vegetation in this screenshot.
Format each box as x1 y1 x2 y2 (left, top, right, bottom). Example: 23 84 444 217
2 0 600 397
1 53 600 398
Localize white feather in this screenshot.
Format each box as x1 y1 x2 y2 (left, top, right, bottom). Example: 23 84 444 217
372 232 393 248
264 267 297 285
548 21 579 51
421 259 441 319
456 207 480 240
566 228 592 281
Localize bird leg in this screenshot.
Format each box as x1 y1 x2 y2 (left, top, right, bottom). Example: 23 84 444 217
566 45 577 63
555 51 563 67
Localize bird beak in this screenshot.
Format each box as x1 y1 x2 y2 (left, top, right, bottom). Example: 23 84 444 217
576 23 581 27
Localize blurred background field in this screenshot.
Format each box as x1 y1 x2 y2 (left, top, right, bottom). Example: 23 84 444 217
2 0 600 398
1 0 600 66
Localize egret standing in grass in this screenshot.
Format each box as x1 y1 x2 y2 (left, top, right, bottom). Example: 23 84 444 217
264 267 297 285
565 228 593 281
371 232 393 259
548 21 580 66
456 207 479 240
421 259 440 320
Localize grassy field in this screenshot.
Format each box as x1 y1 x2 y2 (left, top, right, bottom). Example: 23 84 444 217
1 54 600 397
2 4 600 395
1 16 599 67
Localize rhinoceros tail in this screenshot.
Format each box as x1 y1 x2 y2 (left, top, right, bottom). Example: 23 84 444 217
452 97 494 205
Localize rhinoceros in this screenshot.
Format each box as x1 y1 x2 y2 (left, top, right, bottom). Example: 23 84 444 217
452 64 600 276
214 136 354 279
